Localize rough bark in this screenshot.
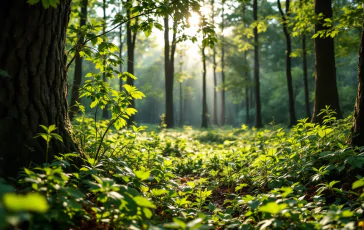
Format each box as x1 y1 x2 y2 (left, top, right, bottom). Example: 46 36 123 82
311 0 342 123
278 0 297 127
221 2 226 126
253 0 263 128
0 0 81 177
351 22 364 146
70 0 88 120
164 14 177 128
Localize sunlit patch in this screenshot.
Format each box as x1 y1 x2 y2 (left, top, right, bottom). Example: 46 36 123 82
188 12 200 28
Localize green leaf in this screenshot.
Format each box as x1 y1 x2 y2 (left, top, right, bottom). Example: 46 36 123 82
352 179 364 189
133 196 156 209
4 193 49 213
258 202 287 215
134 170 150 181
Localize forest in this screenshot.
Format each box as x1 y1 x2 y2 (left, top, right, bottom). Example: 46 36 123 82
1 0 364 229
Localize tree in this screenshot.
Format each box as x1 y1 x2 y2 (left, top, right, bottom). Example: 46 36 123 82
253 0 263 128
0 0 81 177
311 0 342 123
119 3 125 92
351 21 364 146
102 0 109 119
277 0 297 127
70 0 88 120
164 7 177 128
300 0 311 119
126 0 138 126
220 0 226 126
201 32 209 128
211 0 218 125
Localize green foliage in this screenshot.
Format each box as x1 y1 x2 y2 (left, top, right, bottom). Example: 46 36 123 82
2 108 364 229
27 0 60 9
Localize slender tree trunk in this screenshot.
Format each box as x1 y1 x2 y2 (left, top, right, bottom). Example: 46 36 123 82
0 0 82 177
179 50 184 126
202 44 208 128
180 82 183 125
300 0 310 119
70 0 88 120
311 0 342 123
102 0 109 119
221 2 226 126
278 0 296 127
253 0 263 128
119 22 124 92
211 0 218 126
245 87 250 124
351 22 364 146
164 13 177 128
302 33 311 118
126 2 137 126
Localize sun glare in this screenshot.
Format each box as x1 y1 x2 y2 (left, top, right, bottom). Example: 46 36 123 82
188 12 200 28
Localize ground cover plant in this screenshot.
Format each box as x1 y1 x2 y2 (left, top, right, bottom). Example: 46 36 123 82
1 108 364 229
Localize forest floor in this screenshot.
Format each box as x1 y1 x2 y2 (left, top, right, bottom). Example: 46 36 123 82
1 114 364 229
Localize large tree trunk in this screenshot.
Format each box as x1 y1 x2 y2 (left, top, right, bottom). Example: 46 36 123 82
70 0 88 120
221 2 226 126
0 0 81 177
351 22 364 146
311 0 342 123
278 0 297 127
253 0 263 128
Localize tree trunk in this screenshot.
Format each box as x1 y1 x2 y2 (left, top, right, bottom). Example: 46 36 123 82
119 22 124 92
180 81 183 126
311 0 342 123
201 45 208 128
179 50 183 126
221 2 226 126
126 3 137 126
245 87 250 124
164 14 177 128
70 0 88 120
102 0 109 119
302 33 310 118
351 22 364 146
253 0 263 128
278 0 297 127
301 0 311 119
0 0 81 177
211 0 218 126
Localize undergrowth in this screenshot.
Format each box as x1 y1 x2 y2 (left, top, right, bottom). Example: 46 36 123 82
1 110 364 229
